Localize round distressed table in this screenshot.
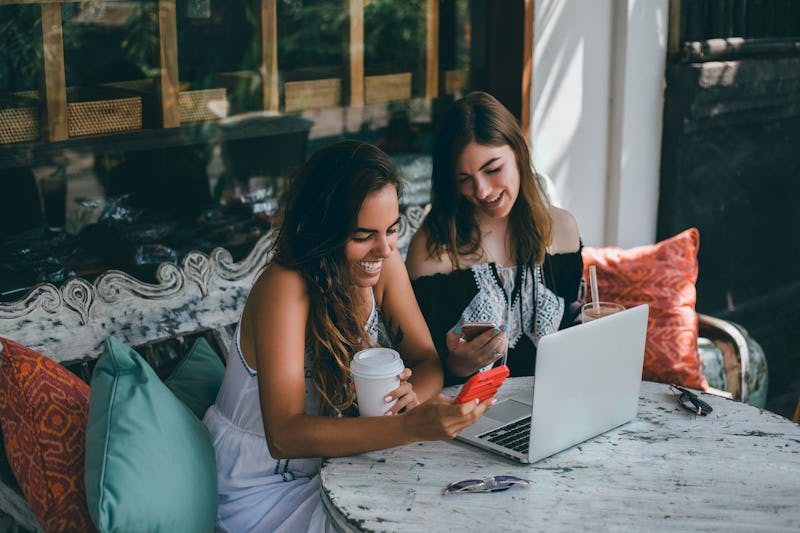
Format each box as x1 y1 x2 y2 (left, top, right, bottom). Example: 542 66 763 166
320 378 800 532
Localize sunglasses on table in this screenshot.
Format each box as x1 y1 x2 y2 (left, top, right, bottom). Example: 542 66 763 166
443 475 531 495
670 385 713 416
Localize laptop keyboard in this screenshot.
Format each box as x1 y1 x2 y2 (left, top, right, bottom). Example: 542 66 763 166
478 416 531 454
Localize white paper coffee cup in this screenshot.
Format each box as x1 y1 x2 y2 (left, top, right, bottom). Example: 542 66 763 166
350 347 405 417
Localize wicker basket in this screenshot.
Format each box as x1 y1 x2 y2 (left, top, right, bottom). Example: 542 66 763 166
284 78 341 112
0 99 39 144
365 72 412 104
179 88 227 123
66 88 142 137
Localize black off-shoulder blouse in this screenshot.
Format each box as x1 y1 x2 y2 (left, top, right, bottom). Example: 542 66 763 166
411 250 584 386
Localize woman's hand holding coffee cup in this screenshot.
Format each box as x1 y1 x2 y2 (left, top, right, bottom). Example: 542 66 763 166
383 367 419 415
351 348 414 417
348 366 417 415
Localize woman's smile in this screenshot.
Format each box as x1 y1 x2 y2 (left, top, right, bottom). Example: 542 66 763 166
357 259 383 274
481 191 504 206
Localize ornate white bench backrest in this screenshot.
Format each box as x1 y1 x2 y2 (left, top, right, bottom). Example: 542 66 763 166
0 205 428 365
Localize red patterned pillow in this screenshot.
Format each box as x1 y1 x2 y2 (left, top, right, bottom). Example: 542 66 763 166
0 337 97 532
581 228 709 390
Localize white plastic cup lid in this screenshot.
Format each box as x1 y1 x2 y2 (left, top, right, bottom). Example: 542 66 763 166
350 348 404 379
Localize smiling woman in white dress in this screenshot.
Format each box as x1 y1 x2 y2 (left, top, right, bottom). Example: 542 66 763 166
203 140 492 532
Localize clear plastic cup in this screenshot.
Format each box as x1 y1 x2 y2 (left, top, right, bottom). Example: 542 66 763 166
350 348 405 417
581 302 625 323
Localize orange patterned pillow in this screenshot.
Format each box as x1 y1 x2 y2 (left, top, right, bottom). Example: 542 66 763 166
0 337 97 532
581 228 708 390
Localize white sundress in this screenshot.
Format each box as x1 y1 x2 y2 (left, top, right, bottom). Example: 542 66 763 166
203 291 380 532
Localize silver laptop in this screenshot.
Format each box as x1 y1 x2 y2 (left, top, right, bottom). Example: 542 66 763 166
456 304 649 463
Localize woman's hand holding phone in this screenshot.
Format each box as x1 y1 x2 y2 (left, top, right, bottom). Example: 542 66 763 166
445 321 508 377
452 365 510 404
403 367 510 442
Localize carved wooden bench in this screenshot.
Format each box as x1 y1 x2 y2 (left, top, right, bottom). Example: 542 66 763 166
0 204 765 531
0 231 271 532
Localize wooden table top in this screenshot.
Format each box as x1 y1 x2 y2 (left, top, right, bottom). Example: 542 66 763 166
320 378 800 532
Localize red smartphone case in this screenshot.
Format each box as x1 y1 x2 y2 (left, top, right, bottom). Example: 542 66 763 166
453 365 510 404
460 322 496 341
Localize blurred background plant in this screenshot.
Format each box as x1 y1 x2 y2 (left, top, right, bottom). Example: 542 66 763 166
0 5 42 93
364 0 423 72
278 0 344 71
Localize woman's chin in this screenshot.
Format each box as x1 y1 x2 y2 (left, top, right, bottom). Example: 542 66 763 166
479 202 512 220
352 268 381 287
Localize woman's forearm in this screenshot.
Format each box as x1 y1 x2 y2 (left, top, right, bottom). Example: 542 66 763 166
445 352 476 378
266 410 417 459
408 356 444 402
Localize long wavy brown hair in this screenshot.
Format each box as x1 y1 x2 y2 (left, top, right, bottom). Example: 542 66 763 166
271 140 403 416
423 91 552 268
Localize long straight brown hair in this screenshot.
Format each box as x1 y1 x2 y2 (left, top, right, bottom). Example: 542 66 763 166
423 91 552 268
271 140 403 416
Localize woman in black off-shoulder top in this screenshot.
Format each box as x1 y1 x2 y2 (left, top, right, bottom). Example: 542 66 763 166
406 92 585 386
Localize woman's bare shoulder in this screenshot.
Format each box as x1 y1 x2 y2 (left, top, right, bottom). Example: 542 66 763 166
405 227 454 279
249 263 308 308
239 263 310 369
547 206 581 254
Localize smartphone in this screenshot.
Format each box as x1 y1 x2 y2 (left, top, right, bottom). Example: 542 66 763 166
460 322 497 342
452 365 510 404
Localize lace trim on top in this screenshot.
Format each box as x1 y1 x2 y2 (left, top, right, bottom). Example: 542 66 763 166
364 291 380 344
462 262 564 349
496 265 517 302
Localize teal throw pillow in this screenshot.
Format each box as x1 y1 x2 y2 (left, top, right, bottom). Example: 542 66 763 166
164 337 225 419
85 335 218 533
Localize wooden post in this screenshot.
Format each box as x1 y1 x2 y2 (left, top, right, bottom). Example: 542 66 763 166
40 4 68 142
668 0 682 58
521 0 533 140
346 0 364 107
157 0 180 128
425 0 439 99
260 0 279 112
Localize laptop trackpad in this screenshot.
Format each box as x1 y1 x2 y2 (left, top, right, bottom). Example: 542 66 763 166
487 399 530 423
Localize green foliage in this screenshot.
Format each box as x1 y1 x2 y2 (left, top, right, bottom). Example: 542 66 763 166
364 0 423 67
0 3 161 93
0 5 42 93
278 0 346 70
119 3 160 79
1 0 431 94
275 0 424 72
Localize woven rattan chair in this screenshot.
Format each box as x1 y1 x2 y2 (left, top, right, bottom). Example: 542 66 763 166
697 313 768 407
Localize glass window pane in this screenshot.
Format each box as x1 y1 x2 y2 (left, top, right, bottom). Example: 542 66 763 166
0 0 499 302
